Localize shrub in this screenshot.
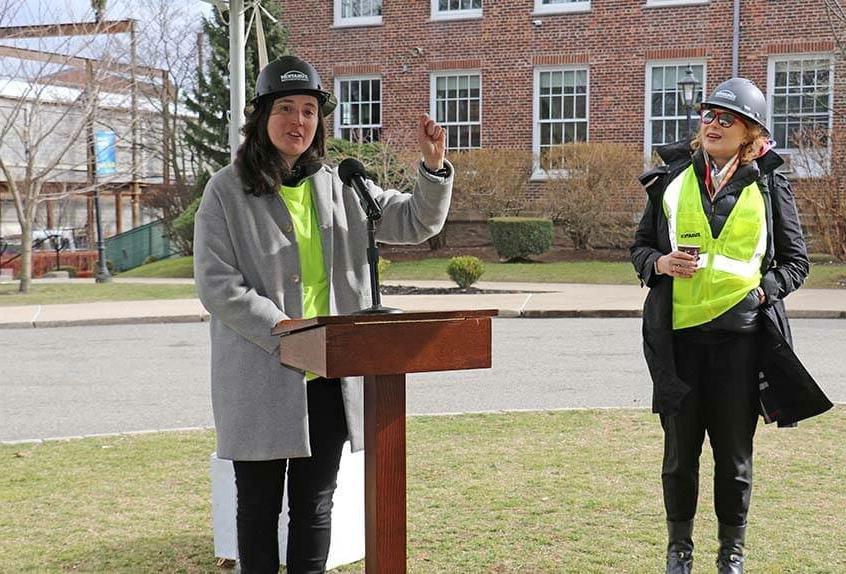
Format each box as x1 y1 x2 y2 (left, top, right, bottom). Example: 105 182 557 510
541 142 643 249
488 217 554 261
326 137 418 195
143 171 209 256
448 149 535 217
792 128 846 261
172 197 200 255
447 256 484 288
378 256 391 278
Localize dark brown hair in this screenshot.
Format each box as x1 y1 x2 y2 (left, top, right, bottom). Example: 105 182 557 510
234 95 326 196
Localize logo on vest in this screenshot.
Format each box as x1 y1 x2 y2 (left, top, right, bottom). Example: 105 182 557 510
680 232 701 239
280 70 309 83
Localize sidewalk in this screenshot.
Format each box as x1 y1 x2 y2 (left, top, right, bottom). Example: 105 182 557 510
2 277 846 329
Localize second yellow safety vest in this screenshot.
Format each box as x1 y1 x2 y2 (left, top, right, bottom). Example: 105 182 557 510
663 165 767 330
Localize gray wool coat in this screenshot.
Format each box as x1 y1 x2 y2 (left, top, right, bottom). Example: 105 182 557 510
194 161 453 461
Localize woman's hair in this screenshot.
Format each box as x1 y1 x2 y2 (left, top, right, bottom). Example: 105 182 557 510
690 111 770 166
234 95 326 196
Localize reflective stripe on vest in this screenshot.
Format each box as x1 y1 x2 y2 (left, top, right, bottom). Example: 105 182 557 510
662 165 767 330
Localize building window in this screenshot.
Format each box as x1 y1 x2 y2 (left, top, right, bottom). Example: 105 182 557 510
645 62 705 159
334 0 382 27
769 56 833 152
432 0 482 20
431 72 481 150
534 0 590 14
533 67 589 172
335 76 382 143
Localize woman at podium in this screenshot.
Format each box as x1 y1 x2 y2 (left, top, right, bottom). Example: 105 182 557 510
193 55 452 573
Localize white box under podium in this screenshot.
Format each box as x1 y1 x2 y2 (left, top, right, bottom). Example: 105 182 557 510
210 444 365 569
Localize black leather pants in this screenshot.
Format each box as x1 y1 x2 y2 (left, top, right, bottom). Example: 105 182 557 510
660 331 759 527
233 378 349 574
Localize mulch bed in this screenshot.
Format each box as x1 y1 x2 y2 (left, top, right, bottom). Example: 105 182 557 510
380 284 541 295
378 244 630 263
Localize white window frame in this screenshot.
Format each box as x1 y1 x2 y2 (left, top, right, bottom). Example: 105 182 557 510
333 0 382 28
430 70 482 151
533 0 590 15
531 65 590 179
334 74 383 143
431 0 482 20
643 60 706 162
767 54 833 177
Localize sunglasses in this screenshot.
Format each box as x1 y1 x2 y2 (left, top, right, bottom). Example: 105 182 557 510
701 109 742 128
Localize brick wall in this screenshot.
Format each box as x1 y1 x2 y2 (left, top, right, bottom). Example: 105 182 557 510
279 0 845 230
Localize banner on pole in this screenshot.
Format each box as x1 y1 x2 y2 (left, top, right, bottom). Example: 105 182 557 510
95 130 117 175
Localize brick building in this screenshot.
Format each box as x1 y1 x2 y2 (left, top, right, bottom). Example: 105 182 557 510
279 0 844 229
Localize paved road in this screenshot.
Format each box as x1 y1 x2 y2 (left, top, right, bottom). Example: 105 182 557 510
2 319 844 442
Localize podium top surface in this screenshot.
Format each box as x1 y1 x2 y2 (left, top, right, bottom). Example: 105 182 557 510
272 309 497 337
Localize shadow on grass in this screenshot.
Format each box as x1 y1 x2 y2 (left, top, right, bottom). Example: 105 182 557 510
47 534 221 573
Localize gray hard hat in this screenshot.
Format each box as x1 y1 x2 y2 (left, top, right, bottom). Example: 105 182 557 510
696 77 768 133
252 55 337 116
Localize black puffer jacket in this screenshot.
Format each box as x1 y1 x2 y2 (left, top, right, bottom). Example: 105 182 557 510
630 140 832 424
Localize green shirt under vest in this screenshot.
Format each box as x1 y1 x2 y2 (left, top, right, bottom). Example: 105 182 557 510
279 179 329 379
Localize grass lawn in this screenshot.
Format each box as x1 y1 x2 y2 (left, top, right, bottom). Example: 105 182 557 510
112 255 846 288
118 256 195 279
2 408 844 573
0 255 842 307
0 282 197 307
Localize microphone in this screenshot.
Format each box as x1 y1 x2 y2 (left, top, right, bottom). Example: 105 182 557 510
338 158 382 220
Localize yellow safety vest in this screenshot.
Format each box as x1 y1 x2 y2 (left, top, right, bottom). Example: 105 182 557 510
663 165 767 330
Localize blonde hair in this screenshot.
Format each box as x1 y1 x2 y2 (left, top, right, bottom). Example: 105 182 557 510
690 114 769 165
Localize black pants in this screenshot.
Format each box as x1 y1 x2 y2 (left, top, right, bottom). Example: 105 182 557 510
661 332 759 527
233 378 349 574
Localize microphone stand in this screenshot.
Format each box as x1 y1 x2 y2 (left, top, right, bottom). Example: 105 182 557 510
357 205 402 315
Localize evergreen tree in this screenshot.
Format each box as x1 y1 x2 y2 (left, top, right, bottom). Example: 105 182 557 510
184 2 288 172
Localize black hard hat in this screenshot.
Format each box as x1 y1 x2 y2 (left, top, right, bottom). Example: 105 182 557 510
696 77 768 133
252 55 337 116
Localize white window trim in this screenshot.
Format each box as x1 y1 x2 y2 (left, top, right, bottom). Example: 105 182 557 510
333 0 382 28
333 74 383 140
645 0 710 7
643 59 707 164
429 70 483 150
531 65 590 181
430 0 482 20
533 0 591 15
766 53 834 178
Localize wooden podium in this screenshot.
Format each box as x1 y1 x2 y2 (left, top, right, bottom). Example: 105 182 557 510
273 310 496 573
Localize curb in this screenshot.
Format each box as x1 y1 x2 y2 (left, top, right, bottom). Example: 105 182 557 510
0 314 210 329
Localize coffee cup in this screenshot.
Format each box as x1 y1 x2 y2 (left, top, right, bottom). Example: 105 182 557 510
678 244 700 259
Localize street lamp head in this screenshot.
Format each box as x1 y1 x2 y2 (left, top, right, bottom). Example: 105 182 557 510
678 65 699 108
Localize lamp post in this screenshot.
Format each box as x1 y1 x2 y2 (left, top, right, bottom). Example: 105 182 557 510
85 60 112 283
678 65 699 140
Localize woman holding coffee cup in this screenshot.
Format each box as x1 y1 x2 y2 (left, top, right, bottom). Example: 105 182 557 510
630 78 831 574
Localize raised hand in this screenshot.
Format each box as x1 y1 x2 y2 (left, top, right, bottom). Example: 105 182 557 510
417 113 446 171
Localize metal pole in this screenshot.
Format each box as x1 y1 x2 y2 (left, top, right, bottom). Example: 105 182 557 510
229 0 245 162
93 187 111 282
686 105 693 140
732 0 741 77
86 59 112 283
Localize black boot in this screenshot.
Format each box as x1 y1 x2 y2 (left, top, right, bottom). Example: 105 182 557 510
716 523 745 574
666 520 694 574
